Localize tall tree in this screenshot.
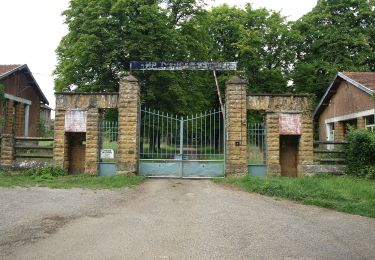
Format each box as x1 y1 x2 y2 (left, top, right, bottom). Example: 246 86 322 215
55 0 217 114
205 4 297 94
238 5 298 93
292 0 375 100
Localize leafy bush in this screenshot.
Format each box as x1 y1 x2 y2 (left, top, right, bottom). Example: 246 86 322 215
24 166 66 180
344 129 375 179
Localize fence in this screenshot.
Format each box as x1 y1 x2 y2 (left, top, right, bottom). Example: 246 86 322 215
12 136 54 168
313 140 347 165
247 123 266 164
247 123 267 177
99 121 118 163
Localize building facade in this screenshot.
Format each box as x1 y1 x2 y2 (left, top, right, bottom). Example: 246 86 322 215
0 64 50 136
315 72 375 141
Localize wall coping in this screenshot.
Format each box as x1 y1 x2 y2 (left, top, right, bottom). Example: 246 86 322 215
248 93 313 97
55 92 119 95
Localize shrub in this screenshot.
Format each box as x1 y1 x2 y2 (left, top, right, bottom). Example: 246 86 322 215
344 129 375 179
24 166 66 179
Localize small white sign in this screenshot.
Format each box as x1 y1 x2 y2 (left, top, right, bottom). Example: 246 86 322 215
101 149 114 159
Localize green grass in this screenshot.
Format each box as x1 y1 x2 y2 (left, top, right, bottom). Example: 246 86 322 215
38 141 54 146
215 175 375 218
0 173 145 189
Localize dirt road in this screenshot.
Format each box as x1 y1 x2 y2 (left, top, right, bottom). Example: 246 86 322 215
1 179 375 259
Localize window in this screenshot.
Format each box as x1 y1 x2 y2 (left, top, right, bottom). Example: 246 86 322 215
326 123 335 150
365 115 375 132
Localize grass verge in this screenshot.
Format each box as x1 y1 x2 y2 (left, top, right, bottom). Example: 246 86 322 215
215 175 375 218
0 172 145 189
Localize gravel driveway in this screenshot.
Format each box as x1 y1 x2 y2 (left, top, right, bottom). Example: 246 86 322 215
1 179 375 259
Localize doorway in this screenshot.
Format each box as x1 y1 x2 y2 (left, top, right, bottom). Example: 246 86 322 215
280 135 299 177
67 132 86 174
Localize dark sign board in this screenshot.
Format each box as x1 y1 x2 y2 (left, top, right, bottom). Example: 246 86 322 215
130 61 237 71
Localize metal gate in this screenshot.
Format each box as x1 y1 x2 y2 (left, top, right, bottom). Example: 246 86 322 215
98 121 118 176
247 123 267 177
139 107 225 178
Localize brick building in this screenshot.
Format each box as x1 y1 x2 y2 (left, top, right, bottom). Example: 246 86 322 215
0 64 50 136
314 72 375 141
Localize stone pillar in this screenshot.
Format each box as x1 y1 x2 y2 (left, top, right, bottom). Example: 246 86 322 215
265 113 281 176
334 121 344 141
1 100 15 167
225 76 248 176
53 110 67 170
15 103 25 136
1 134 14 167
298 114 314 176
117 75 140 174
4 100 14 134
357 117 366 129
85 108 99 174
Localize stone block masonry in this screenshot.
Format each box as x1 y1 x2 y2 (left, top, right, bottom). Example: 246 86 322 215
265 113 281 176
248 94 314 176
53 110 67 170
85 108 99 174
225 76 248 176
117 76 140 174
1 134 14 167
1 100 15 167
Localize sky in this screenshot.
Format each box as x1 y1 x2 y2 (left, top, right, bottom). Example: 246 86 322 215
0 0 317 115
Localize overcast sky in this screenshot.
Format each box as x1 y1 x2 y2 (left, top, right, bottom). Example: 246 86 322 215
0 0 317 113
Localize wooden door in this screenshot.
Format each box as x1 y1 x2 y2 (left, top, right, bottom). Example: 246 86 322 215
68 133 86 174
280 136 299 177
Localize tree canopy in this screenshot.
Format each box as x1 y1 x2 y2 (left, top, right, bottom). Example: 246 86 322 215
292 0 375 100
55 0 375 112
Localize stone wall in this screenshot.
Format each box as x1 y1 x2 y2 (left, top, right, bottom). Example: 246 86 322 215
85 108 99 174
54 93 118 174
248 94 314 176
117 76 140 174
53 78 139 175
1 100 15 167
1 134 14 167
225 76 248 176
265 113 281 176
55 93 118 110
53 110 67 170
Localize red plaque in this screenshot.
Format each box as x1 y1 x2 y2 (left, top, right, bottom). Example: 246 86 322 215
65 110 87 132
279 114 301 135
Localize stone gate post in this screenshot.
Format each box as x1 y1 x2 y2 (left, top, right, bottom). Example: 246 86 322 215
117 75 140 174
225 76 248 176
265 113 281 176
53 110 68 170
85 108 99 174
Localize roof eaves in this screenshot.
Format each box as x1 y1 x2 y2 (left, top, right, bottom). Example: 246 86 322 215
338 72 374 96
0 64 26 80
24 65 49 105
0 64 49 105
313 72 340 118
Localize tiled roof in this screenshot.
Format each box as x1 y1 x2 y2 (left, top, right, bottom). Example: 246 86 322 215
342 72 375 91
0 64 22 76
